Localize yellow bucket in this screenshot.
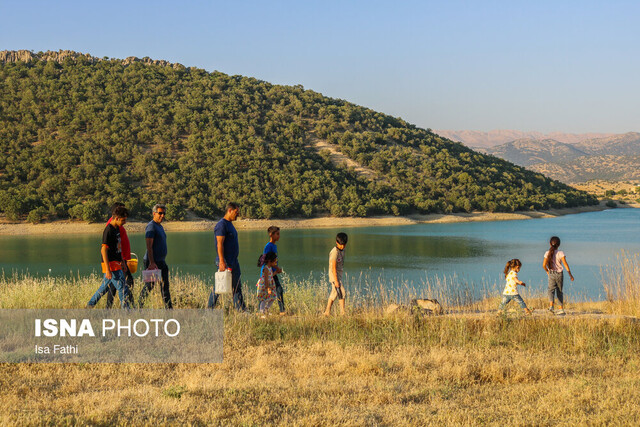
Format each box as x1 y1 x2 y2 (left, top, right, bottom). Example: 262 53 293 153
127 253 139 274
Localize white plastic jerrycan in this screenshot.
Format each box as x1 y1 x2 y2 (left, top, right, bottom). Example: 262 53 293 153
214 269 232 294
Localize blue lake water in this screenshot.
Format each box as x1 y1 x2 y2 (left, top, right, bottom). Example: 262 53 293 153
1 208 639 301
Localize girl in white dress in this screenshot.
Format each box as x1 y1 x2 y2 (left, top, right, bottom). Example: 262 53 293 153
498 259 533 315
256 251 278 316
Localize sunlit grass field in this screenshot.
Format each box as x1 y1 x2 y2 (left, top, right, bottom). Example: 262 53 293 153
1 254 640 425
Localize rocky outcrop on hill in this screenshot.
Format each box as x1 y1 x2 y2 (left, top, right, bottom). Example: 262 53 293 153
0 50 39 63
0 49 186 70
0 50 97 64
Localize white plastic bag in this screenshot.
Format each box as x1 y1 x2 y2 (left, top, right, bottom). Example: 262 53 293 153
142 269 162 282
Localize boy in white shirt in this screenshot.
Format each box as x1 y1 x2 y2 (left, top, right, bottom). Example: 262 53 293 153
323 232 348 316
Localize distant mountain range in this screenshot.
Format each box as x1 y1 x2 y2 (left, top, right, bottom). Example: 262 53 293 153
450 132 640 183
572 133 640 157
481 139 588 167
435 130 618 149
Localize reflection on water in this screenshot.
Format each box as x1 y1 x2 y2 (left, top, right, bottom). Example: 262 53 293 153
2 209 640 300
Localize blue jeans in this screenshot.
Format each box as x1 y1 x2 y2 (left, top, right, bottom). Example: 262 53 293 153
106 269 134 308
208 260 245 311
499 294 528 310
88 270 131 308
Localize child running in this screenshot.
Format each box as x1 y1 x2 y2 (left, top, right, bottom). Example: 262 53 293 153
498 259 533 315
256 251 278 317
324 232 348 316
543 236 574 316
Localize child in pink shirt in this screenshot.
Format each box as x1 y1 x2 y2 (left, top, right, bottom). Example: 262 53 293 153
543 236 574 316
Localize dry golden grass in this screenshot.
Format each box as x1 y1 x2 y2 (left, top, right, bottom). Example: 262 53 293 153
2 316 640 425
602 251 640 317
2 264 640 425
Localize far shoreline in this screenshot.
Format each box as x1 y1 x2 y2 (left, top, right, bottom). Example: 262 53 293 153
0 202 620 236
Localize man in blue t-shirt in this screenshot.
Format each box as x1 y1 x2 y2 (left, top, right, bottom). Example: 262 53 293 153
208 202 245 311
138 203 173 309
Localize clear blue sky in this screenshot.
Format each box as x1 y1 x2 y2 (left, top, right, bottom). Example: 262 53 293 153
2 0 638 133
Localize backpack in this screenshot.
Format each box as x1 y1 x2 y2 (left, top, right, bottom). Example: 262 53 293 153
257 253 267 267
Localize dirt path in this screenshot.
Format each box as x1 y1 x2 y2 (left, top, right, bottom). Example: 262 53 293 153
445 309 639 321
307 135 383 181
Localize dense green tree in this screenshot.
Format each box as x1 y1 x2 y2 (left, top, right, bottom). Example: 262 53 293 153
26 206 47 224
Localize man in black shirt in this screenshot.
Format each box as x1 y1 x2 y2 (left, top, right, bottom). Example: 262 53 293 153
87 206 131 308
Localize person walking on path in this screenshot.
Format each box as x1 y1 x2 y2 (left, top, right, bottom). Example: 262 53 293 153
498 259 533 315
256 251 278 317
87 206 132 308
263 226 285 315
208 202 246 311
323 232 348 316
106 202 134 308
138 204 173 309
543 236 574 316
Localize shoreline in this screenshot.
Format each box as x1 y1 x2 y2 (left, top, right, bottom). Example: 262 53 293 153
0 203 616 236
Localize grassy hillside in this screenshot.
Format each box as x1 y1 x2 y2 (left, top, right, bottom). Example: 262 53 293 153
483 138 587 166
531 154 640 183
0 50 597 221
